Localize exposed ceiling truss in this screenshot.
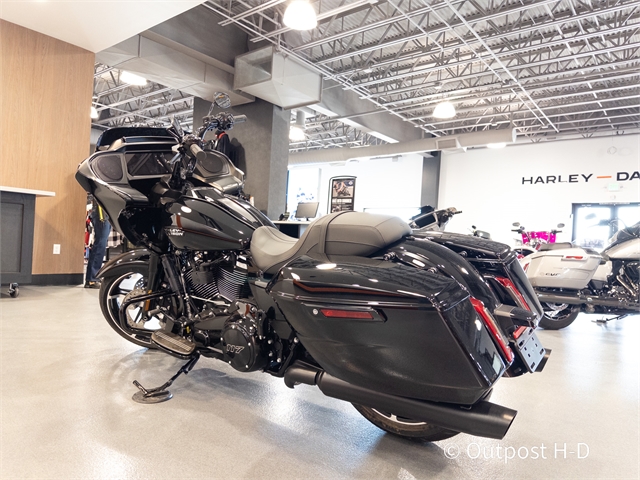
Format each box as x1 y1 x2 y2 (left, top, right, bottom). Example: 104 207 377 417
92 63 195 131
93 0 640 152
205 0 640 149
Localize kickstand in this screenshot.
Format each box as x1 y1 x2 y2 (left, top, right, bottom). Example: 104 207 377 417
132 353 200 404
594 315 626 324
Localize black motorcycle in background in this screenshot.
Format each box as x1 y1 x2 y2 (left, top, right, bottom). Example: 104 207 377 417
76 94 550 442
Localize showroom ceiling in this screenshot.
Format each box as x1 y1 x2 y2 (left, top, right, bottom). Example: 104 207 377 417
93 0 640 151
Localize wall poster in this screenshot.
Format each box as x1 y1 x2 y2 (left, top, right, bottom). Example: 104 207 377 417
329 176 356 213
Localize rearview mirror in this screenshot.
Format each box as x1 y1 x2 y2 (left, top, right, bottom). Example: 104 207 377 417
213 92 231 109
557 223 565 228
512 222 520 227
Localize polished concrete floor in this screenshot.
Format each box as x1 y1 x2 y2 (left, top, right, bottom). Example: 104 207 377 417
1 285 638 480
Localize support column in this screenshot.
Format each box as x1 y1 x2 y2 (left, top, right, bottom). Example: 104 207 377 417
193 97 289 219
421 152 441 208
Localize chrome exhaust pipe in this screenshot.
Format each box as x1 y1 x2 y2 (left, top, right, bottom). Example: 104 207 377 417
537 292 639 309
284 362 517 440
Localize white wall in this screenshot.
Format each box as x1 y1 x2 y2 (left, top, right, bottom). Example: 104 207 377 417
439 134 640 246
287 154 424 220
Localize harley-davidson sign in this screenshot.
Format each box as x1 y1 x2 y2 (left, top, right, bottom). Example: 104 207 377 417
522 171 640 184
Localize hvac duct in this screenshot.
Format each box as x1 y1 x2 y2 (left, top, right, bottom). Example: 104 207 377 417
289 129 517 165
234 46 322 109
96 35 254 106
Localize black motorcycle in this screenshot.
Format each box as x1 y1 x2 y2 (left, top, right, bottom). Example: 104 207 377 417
76 95 550 442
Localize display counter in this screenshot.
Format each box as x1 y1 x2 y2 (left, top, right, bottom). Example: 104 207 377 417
0 186 55 296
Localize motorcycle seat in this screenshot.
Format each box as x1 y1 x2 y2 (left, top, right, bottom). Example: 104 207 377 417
251 211 411 274
538 242 573 252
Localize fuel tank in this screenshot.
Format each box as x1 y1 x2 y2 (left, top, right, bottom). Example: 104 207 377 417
165 186 274 251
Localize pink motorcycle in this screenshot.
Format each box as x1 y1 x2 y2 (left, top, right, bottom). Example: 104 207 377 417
512 222 565 258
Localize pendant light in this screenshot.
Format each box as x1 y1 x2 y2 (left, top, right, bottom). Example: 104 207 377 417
289 110 306 141
283 0 317 30
433 101 456 119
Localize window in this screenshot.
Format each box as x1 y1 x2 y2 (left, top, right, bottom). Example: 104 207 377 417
572 203 640 251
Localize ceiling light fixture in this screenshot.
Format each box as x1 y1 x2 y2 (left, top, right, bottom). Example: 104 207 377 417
289 126 305 141
290 110 306 141
487 142 506 149
90 106 99 119
120 71 147 86
433 101 456 119
283 0 317 30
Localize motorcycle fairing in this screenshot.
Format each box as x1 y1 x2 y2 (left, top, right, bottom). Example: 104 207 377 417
270 253 506 405
95 127 173 150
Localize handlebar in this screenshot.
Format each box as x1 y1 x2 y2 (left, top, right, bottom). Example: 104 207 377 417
190 143 207 161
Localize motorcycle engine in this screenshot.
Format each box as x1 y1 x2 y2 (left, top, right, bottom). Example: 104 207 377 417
184 252 251 302
221 302 269 372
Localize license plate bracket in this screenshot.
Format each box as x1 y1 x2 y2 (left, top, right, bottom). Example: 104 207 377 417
513 329 546 372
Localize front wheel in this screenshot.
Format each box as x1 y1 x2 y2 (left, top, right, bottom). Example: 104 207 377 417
352 404 459 442
99 265 168 348
539 303 580 330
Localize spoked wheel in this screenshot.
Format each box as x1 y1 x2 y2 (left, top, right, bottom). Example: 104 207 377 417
99 265 169 348
539 303 580 330
352 404 459 442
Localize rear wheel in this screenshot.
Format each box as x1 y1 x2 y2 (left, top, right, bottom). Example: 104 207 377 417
539 303 580 330
352 404 459 442
99 265 168 348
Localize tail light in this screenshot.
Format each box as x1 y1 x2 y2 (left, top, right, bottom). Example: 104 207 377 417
495 276 531 311
320 309 373 319
470 297 514 363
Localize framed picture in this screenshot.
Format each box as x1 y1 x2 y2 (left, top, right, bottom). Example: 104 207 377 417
329 176 356 213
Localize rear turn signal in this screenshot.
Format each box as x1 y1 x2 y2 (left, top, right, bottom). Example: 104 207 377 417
495 276 531 311
320 309 374 319
470 297 515 363
513 326 528 339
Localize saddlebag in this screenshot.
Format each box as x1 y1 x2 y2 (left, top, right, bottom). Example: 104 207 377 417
525 247 601 289
267 253 508 405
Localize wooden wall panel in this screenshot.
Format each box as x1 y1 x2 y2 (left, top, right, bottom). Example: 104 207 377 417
0 20 94 275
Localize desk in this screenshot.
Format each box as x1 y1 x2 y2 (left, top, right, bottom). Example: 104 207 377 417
1 186 55 296
273 221 311 239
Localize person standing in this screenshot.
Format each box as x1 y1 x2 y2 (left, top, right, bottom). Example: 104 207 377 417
85 196 111 288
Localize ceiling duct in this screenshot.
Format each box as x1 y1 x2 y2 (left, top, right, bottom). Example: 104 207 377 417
289 128 517 165
234 46 322 109
435 137 461 150
96 35 254 106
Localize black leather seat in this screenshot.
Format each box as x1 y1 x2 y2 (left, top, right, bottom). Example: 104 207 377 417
250 211 411 274
538 242 573 252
